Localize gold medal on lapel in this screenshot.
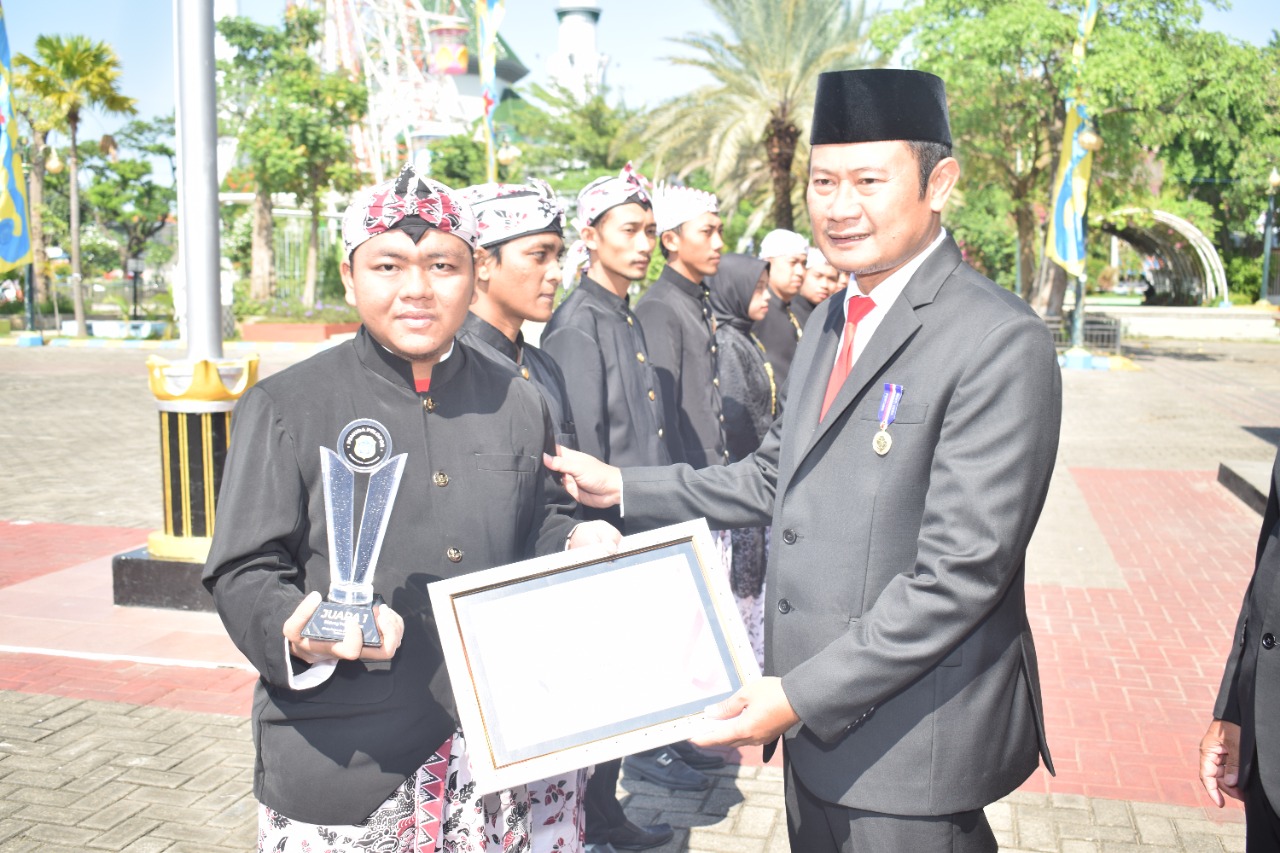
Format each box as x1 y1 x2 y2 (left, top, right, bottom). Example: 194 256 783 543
873 383 904 457
873 429 892 456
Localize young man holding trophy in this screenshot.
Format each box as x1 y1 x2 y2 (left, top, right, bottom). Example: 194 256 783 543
204 164 619 853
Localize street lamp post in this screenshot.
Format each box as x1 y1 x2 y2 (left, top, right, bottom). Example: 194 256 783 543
1262 167 1280 304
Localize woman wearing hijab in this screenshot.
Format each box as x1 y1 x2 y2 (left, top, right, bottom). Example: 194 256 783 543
706 253 776 668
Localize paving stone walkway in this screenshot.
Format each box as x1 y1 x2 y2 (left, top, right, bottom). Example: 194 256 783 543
1 339 1278 851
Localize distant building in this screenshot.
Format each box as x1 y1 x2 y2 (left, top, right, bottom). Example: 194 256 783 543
547 1 607 101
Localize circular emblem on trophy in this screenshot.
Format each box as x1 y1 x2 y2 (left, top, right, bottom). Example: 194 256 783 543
338 419 392 471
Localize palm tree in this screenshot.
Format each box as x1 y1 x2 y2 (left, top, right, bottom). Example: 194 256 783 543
17 36 136 337
10 68 62 307
625 0 877 233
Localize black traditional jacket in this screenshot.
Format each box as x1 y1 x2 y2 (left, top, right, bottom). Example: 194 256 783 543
204 327 576 825
541 275 671 469
791 296 819 329
752 289 804 389
458 312 577 449
634 265 729 469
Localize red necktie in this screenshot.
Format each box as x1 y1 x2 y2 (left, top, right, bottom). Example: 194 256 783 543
820 297 875 421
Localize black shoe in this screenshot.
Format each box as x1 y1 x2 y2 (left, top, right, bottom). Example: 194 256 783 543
608 820 674 851
624 749 711 791
669 739 726 770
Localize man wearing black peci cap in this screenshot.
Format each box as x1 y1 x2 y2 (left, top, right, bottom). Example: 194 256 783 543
547 68 1062 852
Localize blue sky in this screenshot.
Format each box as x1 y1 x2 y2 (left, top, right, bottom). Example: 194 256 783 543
5 0 1276 144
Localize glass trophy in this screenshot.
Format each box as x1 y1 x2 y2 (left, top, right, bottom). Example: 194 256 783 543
302 419 407 647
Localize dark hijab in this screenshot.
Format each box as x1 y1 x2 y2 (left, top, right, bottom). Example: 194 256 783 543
707 253 769 334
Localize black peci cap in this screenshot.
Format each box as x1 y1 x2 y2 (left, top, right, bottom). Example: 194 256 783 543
810 69 952 147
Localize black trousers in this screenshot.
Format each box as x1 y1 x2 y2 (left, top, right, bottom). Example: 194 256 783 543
584 757 626 843
785 753 997 853
1246 757 1280 853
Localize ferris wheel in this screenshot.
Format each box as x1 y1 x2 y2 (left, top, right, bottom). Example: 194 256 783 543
304 0 474 183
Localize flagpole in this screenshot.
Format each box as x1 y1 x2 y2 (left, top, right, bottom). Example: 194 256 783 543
1071 273 1086 349
23 172 34 335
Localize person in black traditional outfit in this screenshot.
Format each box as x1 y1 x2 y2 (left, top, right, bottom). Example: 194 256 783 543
457 179 576 450
204 164 621 853
704 253 778 669
542 165 670 487
793 246 841 327
455 178 592 851
620 183 735 791
634 183 729 469
751 228 810 388
540 165 677 853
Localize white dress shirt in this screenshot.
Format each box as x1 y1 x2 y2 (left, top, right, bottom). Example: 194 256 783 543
835 228 948 366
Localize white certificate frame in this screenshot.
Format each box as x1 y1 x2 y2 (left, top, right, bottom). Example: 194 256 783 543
428 518 761 794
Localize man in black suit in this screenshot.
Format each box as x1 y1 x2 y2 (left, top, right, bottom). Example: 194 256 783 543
1202 448 1280 851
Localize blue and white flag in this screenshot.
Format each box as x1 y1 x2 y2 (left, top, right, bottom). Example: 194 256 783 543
0 0 32 273
1045 0 1100 278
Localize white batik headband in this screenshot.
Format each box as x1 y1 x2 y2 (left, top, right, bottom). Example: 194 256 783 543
575 162 651 229
651 183 719 234
458 179 566 249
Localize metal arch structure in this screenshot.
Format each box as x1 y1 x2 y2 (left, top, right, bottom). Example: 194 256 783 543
300 1 530 185
1098 208 1229 306
307 0 470 184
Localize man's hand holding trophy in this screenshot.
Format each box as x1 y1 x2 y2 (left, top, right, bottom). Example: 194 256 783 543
285 419 407 663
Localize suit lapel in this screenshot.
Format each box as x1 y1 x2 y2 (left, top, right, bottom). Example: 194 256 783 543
792 298 844 426
802 302 919 458
797 236 964 460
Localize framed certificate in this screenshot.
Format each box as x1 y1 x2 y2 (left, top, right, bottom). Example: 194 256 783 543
428 518 761 794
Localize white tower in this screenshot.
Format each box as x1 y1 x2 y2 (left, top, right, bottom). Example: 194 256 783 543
547 1 607 101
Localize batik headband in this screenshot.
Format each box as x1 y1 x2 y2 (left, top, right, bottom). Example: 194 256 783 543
651 182 719 234
575 162 651 229
457 179 566 249
342 163 479 258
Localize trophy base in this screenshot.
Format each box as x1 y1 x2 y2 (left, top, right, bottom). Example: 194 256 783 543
301 594 384 647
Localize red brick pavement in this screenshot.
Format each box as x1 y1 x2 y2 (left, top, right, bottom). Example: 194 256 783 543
1021 468 1259 813
1 470 1264 802
1 519 146 588
0 651 254 715
0 518 254 717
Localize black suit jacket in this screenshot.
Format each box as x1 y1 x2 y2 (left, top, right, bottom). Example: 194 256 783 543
1216 448 1280 810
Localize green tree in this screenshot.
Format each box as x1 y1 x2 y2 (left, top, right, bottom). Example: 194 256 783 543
278 67 367 308
624 0 877 231
81 125 176 279
1155 33 1280 282
16 35 137 335
426 133 490 189
514 83 638 193
218 7 367 306
874 0 1264 312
